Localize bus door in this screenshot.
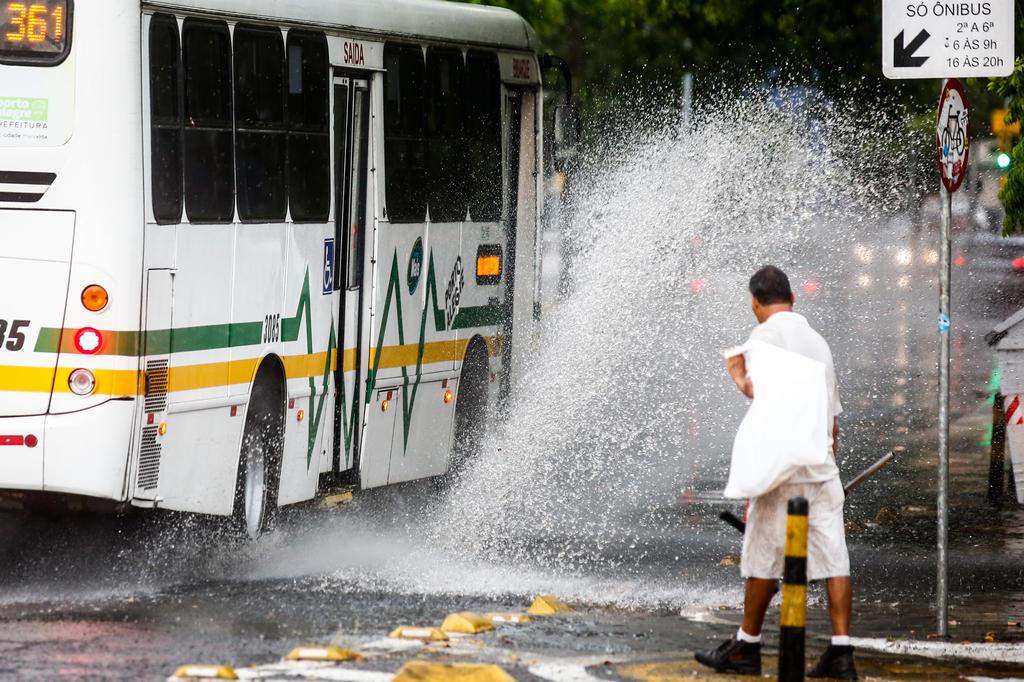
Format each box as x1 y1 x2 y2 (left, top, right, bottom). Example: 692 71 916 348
499 88 539 407
332 74 370 473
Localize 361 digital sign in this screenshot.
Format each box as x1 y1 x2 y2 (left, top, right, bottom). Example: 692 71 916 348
1 0 70 63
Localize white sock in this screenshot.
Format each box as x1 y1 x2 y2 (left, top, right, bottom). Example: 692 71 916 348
831 635 851 646
737 628 762 643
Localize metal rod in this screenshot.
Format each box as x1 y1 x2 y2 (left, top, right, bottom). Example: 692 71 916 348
937 182 952 638
843 450 895 495
680 72 694 131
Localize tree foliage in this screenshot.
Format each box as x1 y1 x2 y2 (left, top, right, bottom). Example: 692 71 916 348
460 0 930 107
463 0 1023 227
990 59 1024 235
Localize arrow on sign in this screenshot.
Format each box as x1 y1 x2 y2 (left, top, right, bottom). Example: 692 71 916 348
894 29 930 67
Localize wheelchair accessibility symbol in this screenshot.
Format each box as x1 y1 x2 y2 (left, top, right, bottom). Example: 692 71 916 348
323 238 335 295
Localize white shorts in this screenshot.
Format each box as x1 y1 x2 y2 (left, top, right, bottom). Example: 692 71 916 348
740 477 850 581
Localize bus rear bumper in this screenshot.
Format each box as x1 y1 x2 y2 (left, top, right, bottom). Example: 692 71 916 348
0 415 45 490
0 401 134 502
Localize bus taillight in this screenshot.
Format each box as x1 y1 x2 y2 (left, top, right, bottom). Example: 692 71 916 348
73 327 103 354
68 368 95 395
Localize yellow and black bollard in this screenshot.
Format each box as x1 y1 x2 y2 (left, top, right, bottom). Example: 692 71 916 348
779 496 809 682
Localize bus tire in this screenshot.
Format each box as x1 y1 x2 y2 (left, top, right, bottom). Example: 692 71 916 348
449 338 490 476
233 365 284 540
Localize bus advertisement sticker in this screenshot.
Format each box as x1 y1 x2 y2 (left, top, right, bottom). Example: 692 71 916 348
408 237 423 294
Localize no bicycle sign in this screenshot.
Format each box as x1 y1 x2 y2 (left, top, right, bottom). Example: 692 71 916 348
936 79 969 193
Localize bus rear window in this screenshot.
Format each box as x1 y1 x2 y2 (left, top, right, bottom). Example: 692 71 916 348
0 0 72 65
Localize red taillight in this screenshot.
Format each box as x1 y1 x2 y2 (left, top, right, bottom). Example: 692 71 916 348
1014 257 1024 270
73 327 103 354
0 435 35 447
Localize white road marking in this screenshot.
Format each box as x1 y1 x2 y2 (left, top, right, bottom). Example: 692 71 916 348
852 637 1024 665
528 660 608 681
360 637 425 654
237 662 393 681
679 607 736 626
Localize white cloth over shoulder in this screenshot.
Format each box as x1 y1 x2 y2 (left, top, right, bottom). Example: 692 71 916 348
723 339 830 499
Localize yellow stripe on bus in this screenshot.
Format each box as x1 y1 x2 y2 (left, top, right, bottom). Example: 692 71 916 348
370 339 468 368
1 337 492 396
0 365 61 393
0 367 143 396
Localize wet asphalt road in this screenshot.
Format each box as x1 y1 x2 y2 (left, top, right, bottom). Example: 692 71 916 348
2 213 1024 680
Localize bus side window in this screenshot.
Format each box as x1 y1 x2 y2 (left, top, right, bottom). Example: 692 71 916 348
424 47 466 223
286 31 329 222
182 19 234 223
149 14 182 224
464 51 501 222
234 26 286 222
383 43 426 223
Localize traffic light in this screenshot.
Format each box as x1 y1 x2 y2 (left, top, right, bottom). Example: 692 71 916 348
993 108 1020 162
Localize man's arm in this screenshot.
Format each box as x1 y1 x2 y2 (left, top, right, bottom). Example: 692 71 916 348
726 354 753 399
832 417 839 457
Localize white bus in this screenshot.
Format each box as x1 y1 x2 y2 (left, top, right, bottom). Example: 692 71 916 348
0 0 575 536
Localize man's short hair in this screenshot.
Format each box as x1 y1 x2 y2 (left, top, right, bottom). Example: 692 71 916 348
749 265 793 306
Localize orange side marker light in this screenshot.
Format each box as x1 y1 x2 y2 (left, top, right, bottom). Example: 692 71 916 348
81 285 109 312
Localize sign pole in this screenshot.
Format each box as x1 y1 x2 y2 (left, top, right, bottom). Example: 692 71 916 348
937 180 951 638
934 76 968 638
882 0 1005 639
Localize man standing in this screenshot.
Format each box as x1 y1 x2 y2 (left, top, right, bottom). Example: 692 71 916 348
695 265 856 680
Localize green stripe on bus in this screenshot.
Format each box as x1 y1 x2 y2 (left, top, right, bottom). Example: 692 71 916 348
34 320 266 356
451 304 504 329
34 281 500 358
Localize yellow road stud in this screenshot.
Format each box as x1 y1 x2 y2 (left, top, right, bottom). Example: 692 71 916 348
393 661 515 682
485 612 531 624
388 626 449 641
527 595 574 615
319 491 354 509
440 611 496 634
285 645 364 662
169 665 239 680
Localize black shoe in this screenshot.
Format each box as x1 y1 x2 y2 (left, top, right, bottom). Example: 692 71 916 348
807 644 858 680
694 636 762 675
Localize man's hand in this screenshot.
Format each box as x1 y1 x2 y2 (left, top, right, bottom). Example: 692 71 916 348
738 377 754 399
726 354 754 399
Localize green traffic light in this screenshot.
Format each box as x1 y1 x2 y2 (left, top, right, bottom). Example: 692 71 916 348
997 152 1012 170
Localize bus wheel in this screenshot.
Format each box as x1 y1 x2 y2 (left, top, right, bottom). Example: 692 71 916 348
449 340 489 476
233 373 283 539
